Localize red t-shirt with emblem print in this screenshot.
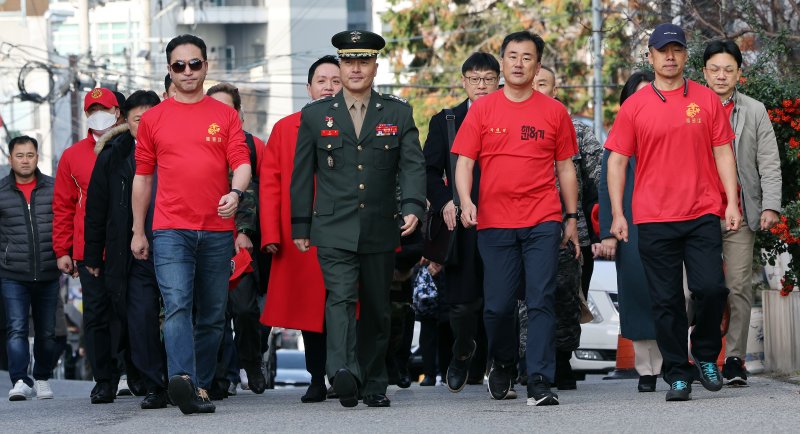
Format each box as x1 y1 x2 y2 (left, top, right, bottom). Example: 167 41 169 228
451 90 578 230
135 96 250 231
604 79 735 224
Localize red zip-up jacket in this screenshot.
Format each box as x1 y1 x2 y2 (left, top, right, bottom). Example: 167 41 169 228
53 134 97 261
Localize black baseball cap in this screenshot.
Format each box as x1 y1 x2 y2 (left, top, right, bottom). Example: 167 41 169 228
648 23 687 49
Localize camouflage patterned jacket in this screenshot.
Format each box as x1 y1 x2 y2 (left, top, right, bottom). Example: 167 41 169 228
568 121 602 247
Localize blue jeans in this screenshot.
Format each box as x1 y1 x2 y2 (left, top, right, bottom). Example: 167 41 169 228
153 229 233 389
478 222 561 383
1 278 59 386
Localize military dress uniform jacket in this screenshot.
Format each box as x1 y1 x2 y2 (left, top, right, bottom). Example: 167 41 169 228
291 89 426 253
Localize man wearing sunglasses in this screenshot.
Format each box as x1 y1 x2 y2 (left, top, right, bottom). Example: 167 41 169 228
131 34 251 415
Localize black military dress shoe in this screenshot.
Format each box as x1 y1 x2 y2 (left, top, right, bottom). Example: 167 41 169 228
447 341 476 393
396 375 411 389
91 381 115 404
638 375 657 392
301 383 327 403
140 390 169 409
333 368 359 408
244 365 267 394
362 394 391 407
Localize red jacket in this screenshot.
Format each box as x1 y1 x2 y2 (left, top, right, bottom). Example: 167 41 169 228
53 134 98 261
259 112 326 333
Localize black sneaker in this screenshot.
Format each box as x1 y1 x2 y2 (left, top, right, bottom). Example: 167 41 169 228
447 340 476 393
690 354 723 391
526 375 559 406
665 379 692 401
637 375 657 392
168 375 216 415
722 357 748 386
487 363 513 400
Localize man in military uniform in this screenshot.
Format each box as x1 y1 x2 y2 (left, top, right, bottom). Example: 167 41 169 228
290 30 426 408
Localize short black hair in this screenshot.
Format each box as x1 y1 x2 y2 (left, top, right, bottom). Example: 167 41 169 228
166 34 207 64
122 90 161 117
307 55 340 84
113 91 126 108
500 31 545 62
620 70 655 105
8 135 38 155
164 74 173 93
206 83 241 112
703 39 743 68
461 52 500 75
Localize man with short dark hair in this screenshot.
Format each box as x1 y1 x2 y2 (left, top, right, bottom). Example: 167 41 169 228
606 23 740 402
424 51 499 393
261 55 341 403
452 31 580 406
1 136 58 401
702 39 782 386
54 87 123 404
132 34 251 415
163 74 176 99
84 90 169 409
291 31 426 409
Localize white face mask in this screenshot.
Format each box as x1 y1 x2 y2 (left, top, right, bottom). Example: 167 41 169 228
86 110 117 132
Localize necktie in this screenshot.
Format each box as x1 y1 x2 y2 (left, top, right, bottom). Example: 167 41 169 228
353 103 364 139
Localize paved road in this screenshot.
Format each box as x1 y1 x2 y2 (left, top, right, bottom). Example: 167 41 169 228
1 372 798 433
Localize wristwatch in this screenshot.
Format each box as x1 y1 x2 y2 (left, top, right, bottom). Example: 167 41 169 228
231 188 244 200
564 213 579 220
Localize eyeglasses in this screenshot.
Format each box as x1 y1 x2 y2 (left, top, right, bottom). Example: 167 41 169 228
464 76 498 86
170 58 204 73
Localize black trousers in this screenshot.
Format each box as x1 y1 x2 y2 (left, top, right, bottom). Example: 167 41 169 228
638 214 728 383
301 329 326 385
79 264 120 384
127 259 167 391
449 298 482 359
228 273 263 371
419 317 452 378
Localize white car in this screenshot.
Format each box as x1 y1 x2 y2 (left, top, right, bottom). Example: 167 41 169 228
570 259 620 379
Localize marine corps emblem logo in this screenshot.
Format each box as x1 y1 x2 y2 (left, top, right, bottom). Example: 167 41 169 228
350 31 362 43
91 88 103 99
686 103 701 118
208 123 221 135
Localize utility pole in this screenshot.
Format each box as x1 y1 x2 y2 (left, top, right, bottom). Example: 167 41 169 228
592 0 604 141
79 0 90 59
69 55 80 145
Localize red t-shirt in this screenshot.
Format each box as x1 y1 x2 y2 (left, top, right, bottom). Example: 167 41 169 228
451 90 578 229
16 179 36 204
135 96 250 231
604 79 736 224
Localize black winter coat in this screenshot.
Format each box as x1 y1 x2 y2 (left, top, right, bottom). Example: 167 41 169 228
0 170 58 281
423 99 483 305
84 125 144 294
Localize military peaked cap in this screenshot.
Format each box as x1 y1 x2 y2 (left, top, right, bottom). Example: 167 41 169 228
331 30 386 58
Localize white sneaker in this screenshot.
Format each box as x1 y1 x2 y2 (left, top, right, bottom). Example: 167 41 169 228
34 380 53 399
239 369 250 390
117 376 131 396
8 380 34 401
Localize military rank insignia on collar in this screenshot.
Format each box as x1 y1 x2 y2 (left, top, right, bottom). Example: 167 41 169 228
376 123 398 136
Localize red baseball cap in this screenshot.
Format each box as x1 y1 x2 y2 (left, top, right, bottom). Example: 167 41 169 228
229 248 254 290
84 87 119 112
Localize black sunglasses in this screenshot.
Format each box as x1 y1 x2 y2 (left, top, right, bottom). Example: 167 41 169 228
170 58 204 73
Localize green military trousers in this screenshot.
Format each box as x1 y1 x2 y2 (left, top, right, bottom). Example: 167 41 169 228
316 247 395 396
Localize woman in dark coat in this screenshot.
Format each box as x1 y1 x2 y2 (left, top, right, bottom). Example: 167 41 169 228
596 70 663 392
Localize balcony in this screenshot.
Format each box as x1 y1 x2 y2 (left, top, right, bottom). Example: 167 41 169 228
177 0 268 25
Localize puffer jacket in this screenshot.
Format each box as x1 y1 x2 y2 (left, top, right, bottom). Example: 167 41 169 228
0 169 58 281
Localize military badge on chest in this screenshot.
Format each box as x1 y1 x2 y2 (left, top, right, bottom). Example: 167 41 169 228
325 116 334 128
321 129 339 168
376 123 398 136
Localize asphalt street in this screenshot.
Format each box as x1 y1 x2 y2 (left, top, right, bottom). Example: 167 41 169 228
1 372 798 433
